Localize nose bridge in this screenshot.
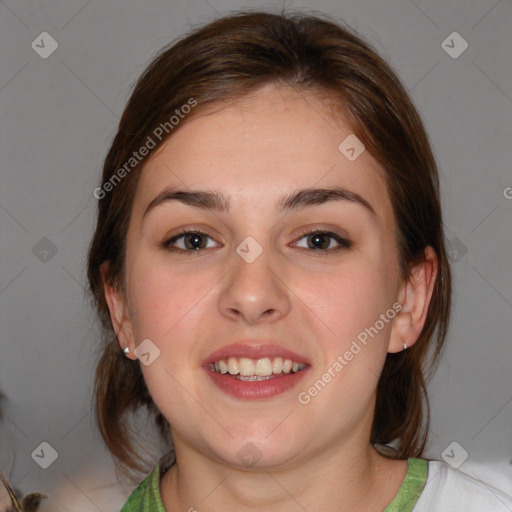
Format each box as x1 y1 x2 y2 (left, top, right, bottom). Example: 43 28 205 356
218 236 291 324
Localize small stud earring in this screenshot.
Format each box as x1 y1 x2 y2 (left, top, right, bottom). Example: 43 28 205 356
123 347 130 354
403 343 408 350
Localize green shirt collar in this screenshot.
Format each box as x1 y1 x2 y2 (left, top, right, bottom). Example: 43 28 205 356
122 454 428 511
383 458 428 512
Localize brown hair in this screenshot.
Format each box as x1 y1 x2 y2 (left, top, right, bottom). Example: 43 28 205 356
87 9 451 478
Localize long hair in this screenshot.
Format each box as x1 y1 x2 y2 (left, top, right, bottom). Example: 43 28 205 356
87 10 451 477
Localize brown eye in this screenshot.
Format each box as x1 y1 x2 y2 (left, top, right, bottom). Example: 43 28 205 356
163 230 220 252
293 230 351 251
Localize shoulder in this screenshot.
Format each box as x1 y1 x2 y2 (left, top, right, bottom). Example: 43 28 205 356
414 459 512 512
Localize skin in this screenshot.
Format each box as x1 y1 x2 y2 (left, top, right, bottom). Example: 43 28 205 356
102 84 437 512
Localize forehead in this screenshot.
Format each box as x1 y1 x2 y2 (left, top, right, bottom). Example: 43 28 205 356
132 84 393 223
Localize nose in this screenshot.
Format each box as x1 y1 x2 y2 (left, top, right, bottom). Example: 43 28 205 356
218 246 291 326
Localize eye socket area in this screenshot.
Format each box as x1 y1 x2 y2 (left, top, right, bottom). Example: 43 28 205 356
291 228 352 251
160 226 352 254
162 229 220 251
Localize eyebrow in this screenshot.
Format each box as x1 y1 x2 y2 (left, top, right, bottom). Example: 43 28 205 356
142 186 376 219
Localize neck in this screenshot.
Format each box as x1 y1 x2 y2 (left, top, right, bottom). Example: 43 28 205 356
160 434 407 512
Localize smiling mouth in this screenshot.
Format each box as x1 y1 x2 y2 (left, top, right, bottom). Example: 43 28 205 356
209 356 307 381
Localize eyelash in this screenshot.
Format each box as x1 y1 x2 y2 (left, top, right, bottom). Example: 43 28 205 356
162 228 352 254
293 228 352 252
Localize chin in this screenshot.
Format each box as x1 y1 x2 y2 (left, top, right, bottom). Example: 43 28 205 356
208 429 305 470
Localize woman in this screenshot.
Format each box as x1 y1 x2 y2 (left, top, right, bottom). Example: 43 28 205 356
87 10 512 511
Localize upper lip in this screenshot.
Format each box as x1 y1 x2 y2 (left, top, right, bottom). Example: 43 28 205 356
202 341 311 367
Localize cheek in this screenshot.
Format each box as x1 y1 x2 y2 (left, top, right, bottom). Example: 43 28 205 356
128 258 212 421
296 256 398 411
297 259 396 346
295 265 394 421
127 254 209 341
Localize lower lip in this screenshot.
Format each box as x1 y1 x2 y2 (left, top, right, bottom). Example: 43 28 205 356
203 367 310 400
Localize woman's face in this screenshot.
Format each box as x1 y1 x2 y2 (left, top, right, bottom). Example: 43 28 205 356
117 84 408 469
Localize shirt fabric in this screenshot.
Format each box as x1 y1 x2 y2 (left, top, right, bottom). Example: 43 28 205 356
120 451 512 511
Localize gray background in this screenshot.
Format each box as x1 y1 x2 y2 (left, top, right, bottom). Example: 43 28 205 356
1 0 511 510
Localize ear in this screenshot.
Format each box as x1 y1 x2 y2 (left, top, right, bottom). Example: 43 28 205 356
388 246 438 353
100 262 136 359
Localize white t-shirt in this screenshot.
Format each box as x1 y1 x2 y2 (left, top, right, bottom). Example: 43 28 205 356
413 460 512 511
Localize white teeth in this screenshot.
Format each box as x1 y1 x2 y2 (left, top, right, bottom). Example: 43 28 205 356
227 357 239 375
272 357 283 373
210 356 306 376
218 360 228 374
255 358 273 376
239 357 255 376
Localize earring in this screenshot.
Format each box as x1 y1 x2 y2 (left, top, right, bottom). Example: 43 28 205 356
123 347 130 354
403 343 408 350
